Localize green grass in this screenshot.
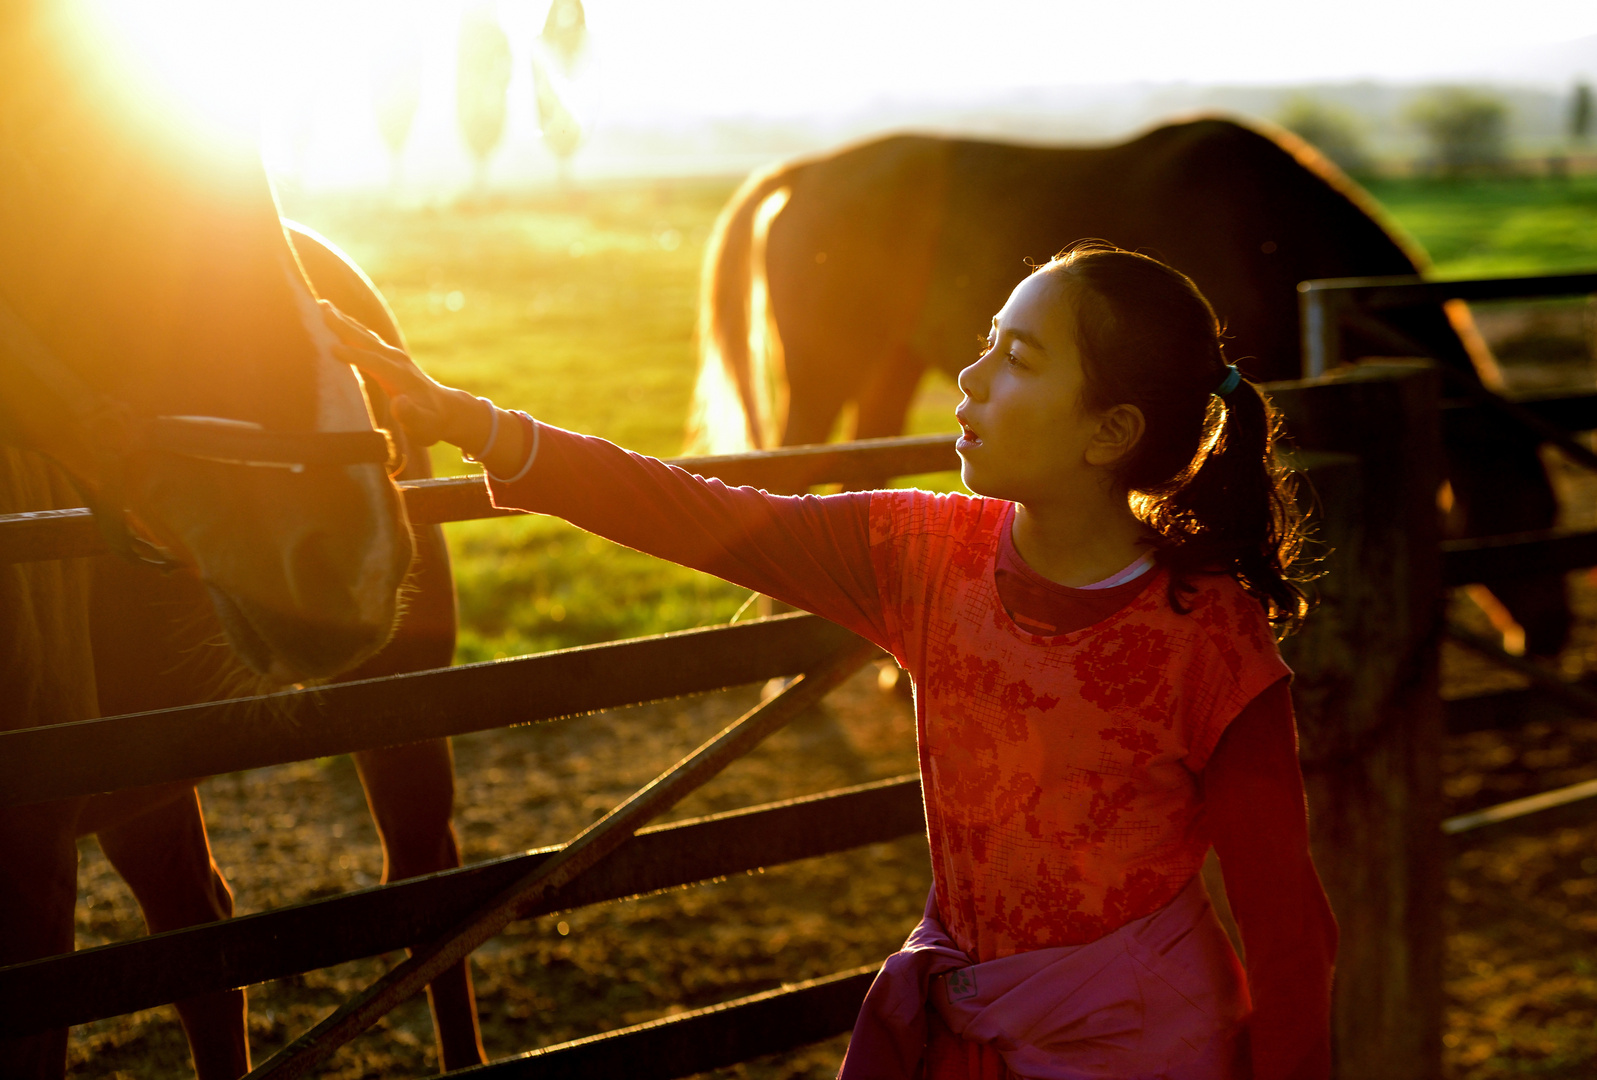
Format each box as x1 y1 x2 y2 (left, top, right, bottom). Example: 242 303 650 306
1363 175 1597 278
282 172 1597 662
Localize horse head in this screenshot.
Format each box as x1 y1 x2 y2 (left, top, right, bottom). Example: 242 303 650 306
0 4 413 681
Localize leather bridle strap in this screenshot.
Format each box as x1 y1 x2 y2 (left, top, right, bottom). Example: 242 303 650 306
0 291 393 567
144 416 392 472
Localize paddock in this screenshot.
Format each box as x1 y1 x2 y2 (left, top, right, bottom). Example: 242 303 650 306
5 270 1597 1077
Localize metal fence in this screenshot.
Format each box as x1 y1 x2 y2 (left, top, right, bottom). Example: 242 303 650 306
6 274 1597 1073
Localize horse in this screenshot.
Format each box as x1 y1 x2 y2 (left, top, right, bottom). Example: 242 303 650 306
688 116 1567 654
66 223 486 1077
1 4 425 1074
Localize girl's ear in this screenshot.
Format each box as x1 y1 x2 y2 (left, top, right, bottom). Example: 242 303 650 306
1085 403 1145 467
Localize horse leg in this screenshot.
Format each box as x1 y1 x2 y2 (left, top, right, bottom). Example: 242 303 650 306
850 344 929 489
92 787 248 1080
354 740 485 1071
1444 420 1568 656
0 800 82 1079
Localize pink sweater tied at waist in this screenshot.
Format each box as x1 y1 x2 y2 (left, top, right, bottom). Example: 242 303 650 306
839 874 1251 1080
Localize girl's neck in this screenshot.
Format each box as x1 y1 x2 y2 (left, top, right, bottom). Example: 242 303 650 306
1011 487 1152 589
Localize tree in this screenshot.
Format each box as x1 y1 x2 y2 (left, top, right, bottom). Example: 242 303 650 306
456 4 513 195
1572 82 1593 146
373 39 422 192
531 0 587 188
1407 87 1509 177
1277 96 1373 177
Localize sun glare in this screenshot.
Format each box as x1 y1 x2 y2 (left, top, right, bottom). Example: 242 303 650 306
78 0 276 148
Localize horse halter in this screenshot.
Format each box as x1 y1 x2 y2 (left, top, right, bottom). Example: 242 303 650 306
0 291 394 569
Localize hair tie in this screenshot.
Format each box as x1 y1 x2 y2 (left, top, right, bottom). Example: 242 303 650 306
1214 365 1242 398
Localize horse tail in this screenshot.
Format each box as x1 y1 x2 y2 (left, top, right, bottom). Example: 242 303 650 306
686 162 797 453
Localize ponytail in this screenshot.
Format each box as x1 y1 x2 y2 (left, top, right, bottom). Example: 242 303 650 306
1038 242 1309 633
1143 376 1308 632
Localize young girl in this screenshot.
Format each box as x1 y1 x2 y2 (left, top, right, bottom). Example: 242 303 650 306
330 242 1337 1080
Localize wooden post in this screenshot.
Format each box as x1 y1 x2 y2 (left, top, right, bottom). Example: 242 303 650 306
1268 362 1443 1080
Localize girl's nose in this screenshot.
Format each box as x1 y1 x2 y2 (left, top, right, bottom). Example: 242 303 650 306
957 355 988 401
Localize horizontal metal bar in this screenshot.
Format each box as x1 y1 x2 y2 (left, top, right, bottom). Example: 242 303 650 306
449 965 879 1080
0 506 102 563
0 613 864 808
1445 687 1587 736
0 435 961 564
0 776 923 1037
1299 271 1597 310
1442 527 1597 585
1444 777 1597 848
1442 390 1597 439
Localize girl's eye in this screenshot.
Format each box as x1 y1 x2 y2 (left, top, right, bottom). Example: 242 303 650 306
1004 351 1026 369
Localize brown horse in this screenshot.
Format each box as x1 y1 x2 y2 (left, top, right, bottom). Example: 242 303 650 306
65 224 485 1077
1 4 416 1075
689 116 1566 653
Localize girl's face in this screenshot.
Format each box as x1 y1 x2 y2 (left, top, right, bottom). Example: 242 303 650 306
954 273 1126 505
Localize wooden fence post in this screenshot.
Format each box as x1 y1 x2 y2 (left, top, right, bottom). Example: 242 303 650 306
1268 362 1443 1080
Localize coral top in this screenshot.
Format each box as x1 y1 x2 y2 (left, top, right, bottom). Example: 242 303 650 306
869 491 1290 961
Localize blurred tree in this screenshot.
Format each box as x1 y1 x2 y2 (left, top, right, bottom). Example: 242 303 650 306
531 0 587 189
1278 95 1373 176
373 39 422 192
541 0 586 72
1408 87 1510 177
1572 82 1592 145
456 4 513 196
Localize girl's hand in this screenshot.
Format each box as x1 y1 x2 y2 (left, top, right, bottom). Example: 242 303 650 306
320 301 489 452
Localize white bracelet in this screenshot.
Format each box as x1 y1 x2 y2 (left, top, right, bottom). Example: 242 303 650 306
461 397 499 465
487 412 540 483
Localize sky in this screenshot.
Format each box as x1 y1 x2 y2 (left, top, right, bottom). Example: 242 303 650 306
586 0 1597 118
80 0 1597 192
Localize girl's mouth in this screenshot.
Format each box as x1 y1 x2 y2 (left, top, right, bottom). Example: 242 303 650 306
956 418 981 452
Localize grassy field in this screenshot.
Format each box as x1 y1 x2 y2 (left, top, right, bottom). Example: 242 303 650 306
1363 176 1597 278
66 172 1597 1078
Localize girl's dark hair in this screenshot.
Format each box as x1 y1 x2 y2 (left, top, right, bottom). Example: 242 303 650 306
1037 241 1309 633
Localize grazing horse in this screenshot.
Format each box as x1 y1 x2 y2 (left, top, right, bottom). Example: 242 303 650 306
689 116 1566 653
68 225 485 1077
1 5 416 1075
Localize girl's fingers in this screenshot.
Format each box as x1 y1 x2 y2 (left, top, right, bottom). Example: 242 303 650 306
319 299 378 342
334 346 428 401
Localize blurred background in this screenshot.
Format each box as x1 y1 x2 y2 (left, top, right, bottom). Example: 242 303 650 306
93 0 1597 196
66 3 1597 1076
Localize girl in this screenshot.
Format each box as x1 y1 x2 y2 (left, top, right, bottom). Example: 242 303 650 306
330 242 1337 1080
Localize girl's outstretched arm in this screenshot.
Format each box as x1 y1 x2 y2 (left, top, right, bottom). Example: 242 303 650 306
326 304 890 646
486 419 887 644
1206 680 1338 1080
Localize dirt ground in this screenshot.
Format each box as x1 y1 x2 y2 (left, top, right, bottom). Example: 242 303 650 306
66 594 1597 1080
64 324 1597 1078
67 663 930 1078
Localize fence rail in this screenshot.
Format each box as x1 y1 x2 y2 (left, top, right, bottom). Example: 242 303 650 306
0 434 964 565
0 612 859 808
455 966 880 1080
1298 270 1597 377
0 775 924 1037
